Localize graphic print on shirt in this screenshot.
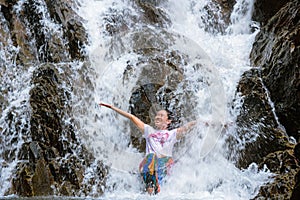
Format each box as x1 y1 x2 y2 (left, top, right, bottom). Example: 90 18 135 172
149 132 169 147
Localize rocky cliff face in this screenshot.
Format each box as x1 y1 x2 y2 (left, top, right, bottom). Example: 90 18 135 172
0 0 299 198
235 0 300 198
251 0 299 141
0 0 107 197
104 0 300 198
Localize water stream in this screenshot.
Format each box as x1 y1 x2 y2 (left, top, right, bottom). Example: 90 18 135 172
0 0 274 199
76 0 272 199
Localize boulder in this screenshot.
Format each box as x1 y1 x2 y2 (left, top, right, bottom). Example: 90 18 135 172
252 0 290 26
253 147 300 199
235 0 300 198
134 0 171 28
291 167 300 200
250 0 300 141
232 68 293 169
121 28 210 152
201 0 236 34
0 0 107 197
44 0 88 60
235 0 299 168
0 0 87 64
8 64 109 197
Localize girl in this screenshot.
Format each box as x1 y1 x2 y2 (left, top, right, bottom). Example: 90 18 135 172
99 103 196 194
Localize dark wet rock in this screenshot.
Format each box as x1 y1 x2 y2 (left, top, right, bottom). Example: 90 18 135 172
237 0 300 198
0 0 107 197
291 167 300 200
232 68 293 169
258 149 298 174
200 0 236 34
44 0 88 60
7 64 109 197
252 0 290 26
135 0 171 28
250 0 300 142
294 143 300 163
11 143 54 196
253 147 300 200
253 168 299 200
0 0 37 64
0 0 87 64
103 0 170 37
290 143 300 200
29 65 64 148
235 0 299 167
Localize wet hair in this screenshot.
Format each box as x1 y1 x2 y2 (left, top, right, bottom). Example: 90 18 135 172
148 103 180 130
166 110 175 130
165 109 181 130
165 109 173 120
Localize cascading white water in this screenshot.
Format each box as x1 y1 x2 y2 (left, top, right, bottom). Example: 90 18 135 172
0 0 274 198
76 0 273 199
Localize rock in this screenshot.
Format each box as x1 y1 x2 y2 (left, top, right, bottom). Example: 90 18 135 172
258 149 298 174
291 143 300 199
250 0 300 141
29 64 63 148
253 146 300 199
6 63 109 197
11 162 35 197
135 0 171 28
294 143 300 162
31 159 54 196
253 168 299 200
0 0 107 197
291 168 300 200
0 0 87 64
44 0 88 60
244 0 300 198
232 68 293 169
0 1 37 64
200 0 236 34
11 154 54 196
252 0 290 26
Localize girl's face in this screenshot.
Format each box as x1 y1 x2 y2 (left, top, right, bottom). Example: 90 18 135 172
154 110 171 130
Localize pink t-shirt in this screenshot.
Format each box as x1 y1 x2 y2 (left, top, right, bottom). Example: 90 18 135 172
143 124 178 157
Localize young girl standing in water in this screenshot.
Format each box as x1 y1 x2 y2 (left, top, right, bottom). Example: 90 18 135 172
99 103 196 194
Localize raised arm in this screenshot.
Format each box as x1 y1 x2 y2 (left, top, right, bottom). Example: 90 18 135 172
176 121 197 140
176 119 234 140
176 119 212 140
99 103 145 132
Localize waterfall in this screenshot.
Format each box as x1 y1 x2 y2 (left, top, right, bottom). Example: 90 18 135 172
76 0 272 199
0 0 274 199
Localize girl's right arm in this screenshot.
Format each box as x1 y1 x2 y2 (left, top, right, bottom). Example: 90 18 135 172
99 103 145 133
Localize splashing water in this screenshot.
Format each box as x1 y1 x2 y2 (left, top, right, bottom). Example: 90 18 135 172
75 0 273 199
0 0 273 199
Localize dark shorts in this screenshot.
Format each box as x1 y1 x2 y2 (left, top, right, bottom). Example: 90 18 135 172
139 153 174 194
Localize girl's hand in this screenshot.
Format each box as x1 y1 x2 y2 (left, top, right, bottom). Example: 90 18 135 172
99 103 112 108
